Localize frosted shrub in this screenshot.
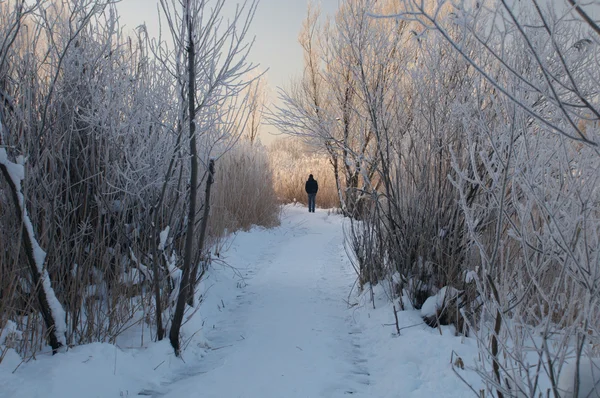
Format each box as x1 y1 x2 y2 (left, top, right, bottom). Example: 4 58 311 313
402 1 600 395
452 115 600 397
269 0 478 318
0 0 268 357
332 0 476 314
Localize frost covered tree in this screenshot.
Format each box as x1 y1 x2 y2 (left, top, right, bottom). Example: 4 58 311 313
274 2 600 396
156 0 258 355
274 0 477 298
375 0 600 396
245 73 268 145
271 3 380 218
0 0 273 359
0 0 113 353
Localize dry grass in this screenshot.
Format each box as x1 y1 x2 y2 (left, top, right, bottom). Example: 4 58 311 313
269 138 340 209
210 140 281 235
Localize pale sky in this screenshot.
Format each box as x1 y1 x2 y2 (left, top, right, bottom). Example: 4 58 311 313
114 0 599 144
114 0 340 144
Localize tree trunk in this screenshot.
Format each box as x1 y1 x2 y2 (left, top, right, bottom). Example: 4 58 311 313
151 122 184 342
188 158 215 306
330 154 346 215
169 11 197 356
151 246 165 341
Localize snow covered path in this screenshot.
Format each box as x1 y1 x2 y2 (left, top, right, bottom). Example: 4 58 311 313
157 205 369 398
0 204 481 398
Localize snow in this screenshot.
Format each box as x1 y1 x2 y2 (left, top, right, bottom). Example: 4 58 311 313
464 270 477 283
557 357 600 398
0 204 482 398
421 286 462 318
0 321 21 348
159 226 170 251
0 148 67 347
166 252 181 306
129 248 153 282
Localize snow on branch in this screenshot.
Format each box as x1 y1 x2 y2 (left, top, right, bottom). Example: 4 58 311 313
0 146 67 348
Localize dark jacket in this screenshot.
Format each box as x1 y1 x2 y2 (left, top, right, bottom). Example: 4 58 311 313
305 176 318 194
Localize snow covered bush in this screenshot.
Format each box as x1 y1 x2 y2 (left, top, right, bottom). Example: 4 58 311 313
393 0 600 396
0 0 274 358
0 0 178 353
316 0 476 313
452 94 600 397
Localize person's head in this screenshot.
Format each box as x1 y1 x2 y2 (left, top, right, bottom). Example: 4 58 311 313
309 174 314 180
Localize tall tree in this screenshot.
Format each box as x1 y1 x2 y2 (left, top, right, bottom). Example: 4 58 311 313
158 0 257 355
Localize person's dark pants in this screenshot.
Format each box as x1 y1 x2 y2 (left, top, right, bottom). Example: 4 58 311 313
308 193 316 212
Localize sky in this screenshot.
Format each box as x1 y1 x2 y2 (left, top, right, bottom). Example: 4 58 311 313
114 0 340 144
113 0 600 145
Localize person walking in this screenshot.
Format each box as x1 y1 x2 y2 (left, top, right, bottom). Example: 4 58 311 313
305 174 318 213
